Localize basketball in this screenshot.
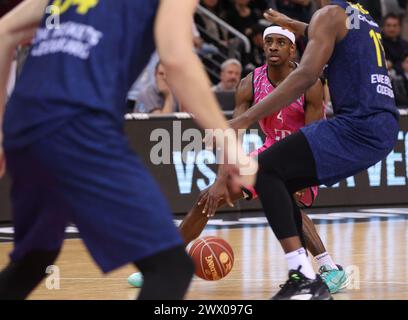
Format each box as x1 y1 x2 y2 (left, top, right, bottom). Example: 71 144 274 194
188 236 234 281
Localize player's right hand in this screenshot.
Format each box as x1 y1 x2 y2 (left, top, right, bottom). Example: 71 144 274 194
198 177 234 218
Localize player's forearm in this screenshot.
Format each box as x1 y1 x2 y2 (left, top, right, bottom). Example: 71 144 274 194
0 35 21 139
238 67 318 128
0 0 47 138
289 21 308 38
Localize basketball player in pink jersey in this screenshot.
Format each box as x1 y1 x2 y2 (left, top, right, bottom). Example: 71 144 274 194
128 26 348 294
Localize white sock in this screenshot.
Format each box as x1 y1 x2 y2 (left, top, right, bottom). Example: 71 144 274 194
285 248 316 279
315 252 338 270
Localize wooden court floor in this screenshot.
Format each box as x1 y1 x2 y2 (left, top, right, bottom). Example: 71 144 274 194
0 217 407 300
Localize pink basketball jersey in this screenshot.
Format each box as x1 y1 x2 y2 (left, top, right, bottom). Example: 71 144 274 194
252 64 306 153
247 64 319 207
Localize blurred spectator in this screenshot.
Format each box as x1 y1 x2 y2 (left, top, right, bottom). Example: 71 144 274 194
400 0 408 41
127 52 159 111
193 23 220 57
386 56 408 107
382 13 408 75
225 0 262 37
402 53 408 81
385 0 406 16
195 0 228 45
398 53 408 105
386 59 399 80
247 24 266 69
134 62 178 114
212 59 242 92
273 0 313 23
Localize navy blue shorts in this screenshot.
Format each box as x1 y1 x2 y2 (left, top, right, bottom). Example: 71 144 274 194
301 111 399 186
5 112 182 273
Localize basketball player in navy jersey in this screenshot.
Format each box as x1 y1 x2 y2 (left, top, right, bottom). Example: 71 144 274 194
0 0 256 299
227 0 399 299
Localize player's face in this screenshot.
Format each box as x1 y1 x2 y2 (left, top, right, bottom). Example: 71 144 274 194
383 18 401 39
263 34 295 67
220 64 242 90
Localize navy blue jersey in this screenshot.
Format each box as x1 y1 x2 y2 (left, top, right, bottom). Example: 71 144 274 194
327 0 398 118
4 0 159 148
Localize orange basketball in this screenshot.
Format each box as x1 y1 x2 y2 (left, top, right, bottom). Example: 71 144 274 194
188 236 234 281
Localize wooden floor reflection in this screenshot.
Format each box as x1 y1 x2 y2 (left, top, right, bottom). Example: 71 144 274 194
0 218 407 300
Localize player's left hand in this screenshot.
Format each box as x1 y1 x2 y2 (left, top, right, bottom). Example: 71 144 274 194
198 177 234 218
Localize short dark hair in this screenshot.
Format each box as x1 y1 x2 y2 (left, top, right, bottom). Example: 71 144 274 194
382 13 401 26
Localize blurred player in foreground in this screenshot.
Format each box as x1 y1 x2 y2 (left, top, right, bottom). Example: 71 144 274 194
0 0 256 300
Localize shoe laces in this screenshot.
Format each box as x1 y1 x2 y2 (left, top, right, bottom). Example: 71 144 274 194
319 265 332 280
278 267 305 291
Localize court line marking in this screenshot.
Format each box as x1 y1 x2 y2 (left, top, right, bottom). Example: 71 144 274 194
45 278 408 285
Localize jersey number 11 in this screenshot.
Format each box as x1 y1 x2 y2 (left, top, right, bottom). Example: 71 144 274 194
369 30 386 68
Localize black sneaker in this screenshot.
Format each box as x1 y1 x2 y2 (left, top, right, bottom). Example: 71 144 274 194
272 268 332 300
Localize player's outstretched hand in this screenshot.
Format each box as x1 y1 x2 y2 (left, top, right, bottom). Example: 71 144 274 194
263 9 307 38
198 177 234 218
263 9 294 30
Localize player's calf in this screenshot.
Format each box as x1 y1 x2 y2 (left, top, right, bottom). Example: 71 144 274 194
135 245 194 300
0 250 60 300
